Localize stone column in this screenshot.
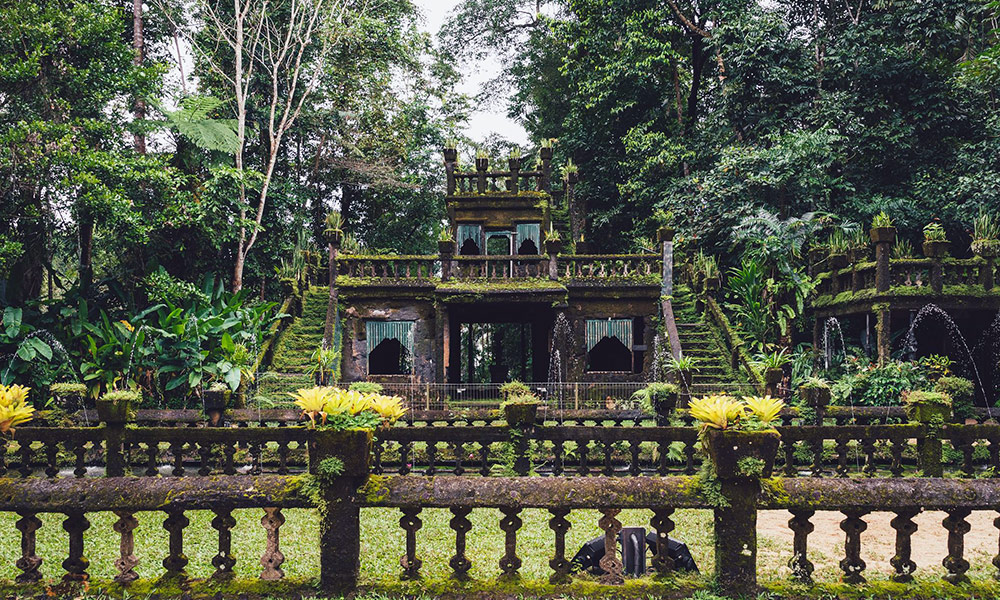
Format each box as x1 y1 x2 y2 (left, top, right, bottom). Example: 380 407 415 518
876 305 891 367
658 227 674 298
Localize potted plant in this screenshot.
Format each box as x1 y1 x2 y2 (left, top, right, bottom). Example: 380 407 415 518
902 390 952 425
443 139 458 162
543 228 563 255
827 230 850 269
971 211 1000 258
702 255 721 291
668 355 699 389
870 211 896 243
475 148 490 171
96 390 138 424
49 382 88 412
756 349 790 393
539 138 554 161
438 229 456 255
632 382 680 425
921 222 949 258
203 382 231 412
324 211 344 246
798 377 831 410
0 384 35 435
502 392 540 428
560 158 579 184
291 386 405 476
653 209 675 243
690 395 784 479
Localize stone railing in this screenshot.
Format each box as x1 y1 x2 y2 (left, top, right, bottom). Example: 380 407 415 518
449 254 548 279
4 427 1000 596
337 255 440 283
815 257 997 298
559 254 660 281
10 410 1000 479
445 150 554 196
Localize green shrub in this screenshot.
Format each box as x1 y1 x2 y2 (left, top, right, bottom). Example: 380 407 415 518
349 381 383 394
499 380 531 399
831 361 929 406
935 376 975 418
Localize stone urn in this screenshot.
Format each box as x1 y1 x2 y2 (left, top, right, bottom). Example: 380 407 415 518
922 240 949 258
870 226 896 244
503 401 539 428
703 429 781 479
202 387 231 412
544 239 564 255
96 391 137 424
972 240 999 258
325 229 343 247
438 240 456 255
308 429 373 477
799 385 831 410
443 148 458 162
657 227 676 243
903 391 952 425
475 157 489 171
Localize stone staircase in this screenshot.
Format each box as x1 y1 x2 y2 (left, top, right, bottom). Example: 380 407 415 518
670 285 739 388
253 286 329 406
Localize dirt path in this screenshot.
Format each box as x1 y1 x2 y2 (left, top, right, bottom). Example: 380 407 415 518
757 509 999 580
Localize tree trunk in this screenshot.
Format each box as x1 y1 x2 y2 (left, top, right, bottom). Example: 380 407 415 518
132 0 146 154
79 209 94 296
322 243 338 349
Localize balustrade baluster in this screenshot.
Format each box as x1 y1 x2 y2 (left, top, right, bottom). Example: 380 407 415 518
683 440 697 475
399 507 423 579
211 508 237 577
221 442 236 475
260 507 286 580
277 441 290 475
426 441 438 475
861 438 876 476
249 441 263 475
448 507 473 579
45 442 59 478
839 510 868 583
198 441 213 476
578 441 590 475
479 444 490 476
452 442 465 475
62 511 90 582
552 440 564 475
372 439 384 475
889 509 918 582
628 441 641 475
810 438 824 476
989 437 1000 476
782 440 797 476
15 512 43 583
602 441 614 475
113 511 140 583
835 436 850 477
598 508 624 584
788 509 815 583
650 508 675 574
959 439 975 477
162 509 190 574
657 441 669 476
18 441 32 477
499 507 523 578
170 441 185 476
74 441 89 477
890 437 904 477
145 442 158 476
400 442 412 475
548 508 572 583
942 508 972 584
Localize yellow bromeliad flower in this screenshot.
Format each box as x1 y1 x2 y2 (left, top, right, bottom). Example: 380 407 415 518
368 394 406 425
344 389 373 415
321 387 353 415
288 387 332 427
688 395 744 430
0 384 35 434
743 395 785 426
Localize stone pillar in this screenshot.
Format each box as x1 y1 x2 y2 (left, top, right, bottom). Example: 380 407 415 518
538 147 552 191
104 423 126 477
476 157 489 194
658 227 675 298
930 259 943 293
508 157 520 193
312 430 371 594
871 226 895 293
439 241 454 282
444 149 457 196
435 302 449 384
323 232 341 349
981 257 995 291
876 305 891 367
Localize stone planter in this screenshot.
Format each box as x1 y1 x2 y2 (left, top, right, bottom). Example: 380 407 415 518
202 388 231 412
922 240 949 258
49 383 87 412
475 157 489 171
703 429 781 479
672 370 693 390
652 392 678 426
904 400 952 425
829 253 848 270
705 276 721 291
308 429 373 477
503 402 539 428
764 368 784 387
972 240 1000 258
325 229 343 247
799 386 831 410
438 240 456 255
443 148 458 162
96 395 135 424
870 226 896 244
657 227 676 243
540 147 553 161
847 248 868 263
508 157 521 172
566 172 579 184
544 239 564 255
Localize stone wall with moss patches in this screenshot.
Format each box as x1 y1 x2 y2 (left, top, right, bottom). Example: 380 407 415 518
341 299 437 383
563 296 660 382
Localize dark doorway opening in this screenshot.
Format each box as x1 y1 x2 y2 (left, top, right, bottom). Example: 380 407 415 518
369 338 410 375
587 337 632 372
460 238 481 255
517 238 538 255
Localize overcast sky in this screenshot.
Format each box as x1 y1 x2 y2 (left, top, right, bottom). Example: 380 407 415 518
416 0 529 144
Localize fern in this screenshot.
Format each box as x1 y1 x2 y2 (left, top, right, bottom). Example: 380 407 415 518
163 95 240 154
